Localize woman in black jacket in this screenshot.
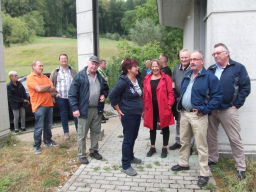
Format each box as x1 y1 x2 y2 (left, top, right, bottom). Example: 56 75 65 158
109 58 143 176
7 71 29 133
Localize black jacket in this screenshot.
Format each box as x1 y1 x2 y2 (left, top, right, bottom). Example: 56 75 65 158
68 67 109 119
109 73 144 115
7 80 28 110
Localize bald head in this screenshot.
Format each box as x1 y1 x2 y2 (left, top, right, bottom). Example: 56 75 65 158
145 60 151 69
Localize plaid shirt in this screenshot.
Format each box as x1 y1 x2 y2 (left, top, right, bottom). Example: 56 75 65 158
56 67 73 99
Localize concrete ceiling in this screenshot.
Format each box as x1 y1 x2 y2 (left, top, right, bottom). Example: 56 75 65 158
157 0 191 29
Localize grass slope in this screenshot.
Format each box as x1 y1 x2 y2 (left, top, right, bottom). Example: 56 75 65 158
4 36 119 81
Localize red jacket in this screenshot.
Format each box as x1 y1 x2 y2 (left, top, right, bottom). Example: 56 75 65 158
143 72 175 130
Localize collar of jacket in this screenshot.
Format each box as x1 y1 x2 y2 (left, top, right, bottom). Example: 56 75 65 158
184 67 206 79
209 58 236 70
10 80 21 87
55 65 72 72
80 66 101 81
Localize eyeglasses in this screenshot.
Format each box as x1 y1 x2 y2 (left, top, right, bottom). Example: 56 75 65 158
212 51 225 57
14 75 18 77
189 58 202 62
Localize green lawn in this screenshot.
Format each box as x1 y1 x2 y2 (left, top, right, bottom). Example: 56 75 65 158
4 37 119 81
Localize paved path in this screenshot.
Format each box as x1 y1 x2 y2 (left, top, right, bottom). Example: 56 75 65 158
60 120 217 192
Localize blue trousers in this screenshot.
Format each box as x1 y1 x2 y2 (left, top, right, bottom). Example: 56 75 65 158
33 106 53 147
56 97 78 132
121 114 141 169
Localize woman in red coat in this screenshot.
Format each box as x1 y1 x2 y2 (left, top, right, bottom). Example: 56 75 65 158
142 59 175 158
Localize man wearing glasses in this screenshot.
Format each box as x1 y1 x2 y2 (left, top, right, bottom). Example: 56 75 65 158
68 56 109 164
171 50 223 187
207 43 250 180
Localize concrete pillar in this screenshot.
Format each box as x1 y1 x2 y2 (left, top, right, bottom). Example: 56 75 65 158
0 3 11 140
205 0 256 156
76 0 99 70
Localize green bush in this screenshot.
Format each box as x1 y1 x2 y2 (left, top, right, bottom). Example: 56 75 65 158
105 33 112 39
111 33 120 41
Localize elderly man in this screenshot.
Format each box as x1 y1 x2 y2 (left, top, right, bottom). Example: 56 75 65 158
169 49 195 155
26 60 58 155
171 50 223 187
69 56 109 164
159 54 172 77
97 59 109 123
142 60 152 80
50 54 78 140
207 43 250 180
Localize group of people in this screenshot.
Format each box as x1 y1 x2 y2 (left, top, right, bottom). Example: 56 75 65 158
109 43 250 188
7 42 250 188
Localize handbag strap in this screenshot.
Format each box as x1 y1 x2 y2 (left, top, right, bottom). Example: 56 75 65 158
165 74 168 97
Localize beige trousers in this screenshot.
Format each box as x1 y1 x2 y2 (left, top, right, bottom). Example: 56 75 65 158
207 107 246 171
179 111 209 177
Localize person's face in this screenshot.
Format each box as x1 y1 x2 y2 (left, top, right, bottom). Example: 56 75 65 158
145 61 150 69
128 64 139 76
59 55 68 66
101 61 107 70
10 74 18 82
190 52 204 73
212 46 229 65
151 61 160 75
159 56 165 64
87 61 99 74
180 51 190 66
33 61 44 74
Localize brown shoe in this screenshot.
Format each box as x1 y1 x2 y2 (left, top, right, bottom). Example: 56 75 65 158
64 133 70 140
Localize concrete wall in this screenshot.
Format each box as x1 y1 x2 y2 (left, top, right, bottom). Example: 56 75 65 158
205 0 256 155
183 0 201 51
0 2 11 140
76 0 99 70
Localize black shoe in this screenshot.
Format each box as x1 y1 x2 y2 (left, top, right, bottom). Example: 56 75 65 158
208 160 217 166
146 147 156 157
190 147 193 156
101 120 106 123
171 164 190 171
161 148 168 158
21 128 27 132
44 139 58 147
79 157 89 164
238 171 246 180
102 116 109 121
197 176 209 187
15 130 19 133
169 143 181 150
90 151 103 160
160 130 163 134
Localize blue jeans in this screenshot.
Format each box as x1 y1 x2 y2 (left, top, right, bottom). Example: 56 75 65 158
121 114 141 169
56 97 78 132
33 106 53 147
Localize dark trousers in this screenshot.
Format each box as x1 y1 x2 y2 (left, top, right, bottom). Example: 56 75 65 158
121 114 141 170
56 97 78 132
150 100 169 146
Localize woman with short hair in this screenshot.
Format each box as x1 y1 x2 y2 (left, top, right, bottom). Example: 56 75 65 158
143 59 175 158
7 71 29 133
109 58 143 176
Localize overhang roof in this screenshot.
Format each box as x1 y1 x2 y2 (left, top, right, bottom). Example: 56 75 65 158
157 0 191 29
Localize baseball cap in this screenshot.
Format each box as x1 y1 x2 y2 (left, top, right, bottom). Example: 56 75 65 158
89 56 100 64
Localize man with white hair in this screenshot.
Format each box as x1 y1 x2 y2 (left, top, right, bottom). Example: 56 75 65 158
68 56 109 164
169 49 194 155
207 43 250 180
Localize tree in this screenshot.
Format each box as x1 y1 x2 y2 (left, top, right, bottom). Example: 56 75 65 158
124 0 134 11
121 9 137 35
2 12 35 47
21 11 45 36
136 0 159 24
129 18 166 47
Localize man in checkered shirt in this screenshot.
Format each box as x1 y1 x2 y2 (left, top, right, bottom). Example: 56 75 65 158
50 54 78 140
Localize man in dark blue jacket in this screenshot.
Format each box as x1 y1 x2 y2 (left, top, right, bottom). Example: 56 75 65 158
171 50 223 187
207 43 250 180
68 56 109 164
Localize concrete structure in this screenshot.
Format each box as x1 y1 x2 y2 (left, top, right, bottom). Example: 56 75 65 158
157 0 256 156
76 0 99 70
0 2 11 140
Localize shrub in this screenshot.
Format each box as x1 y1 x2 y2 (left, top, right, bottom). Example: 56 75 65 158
111 33 120 41
105 33 112 39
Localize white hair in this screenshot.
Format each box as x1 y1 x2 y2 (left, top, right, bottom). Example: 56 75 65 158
8 71 17 78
